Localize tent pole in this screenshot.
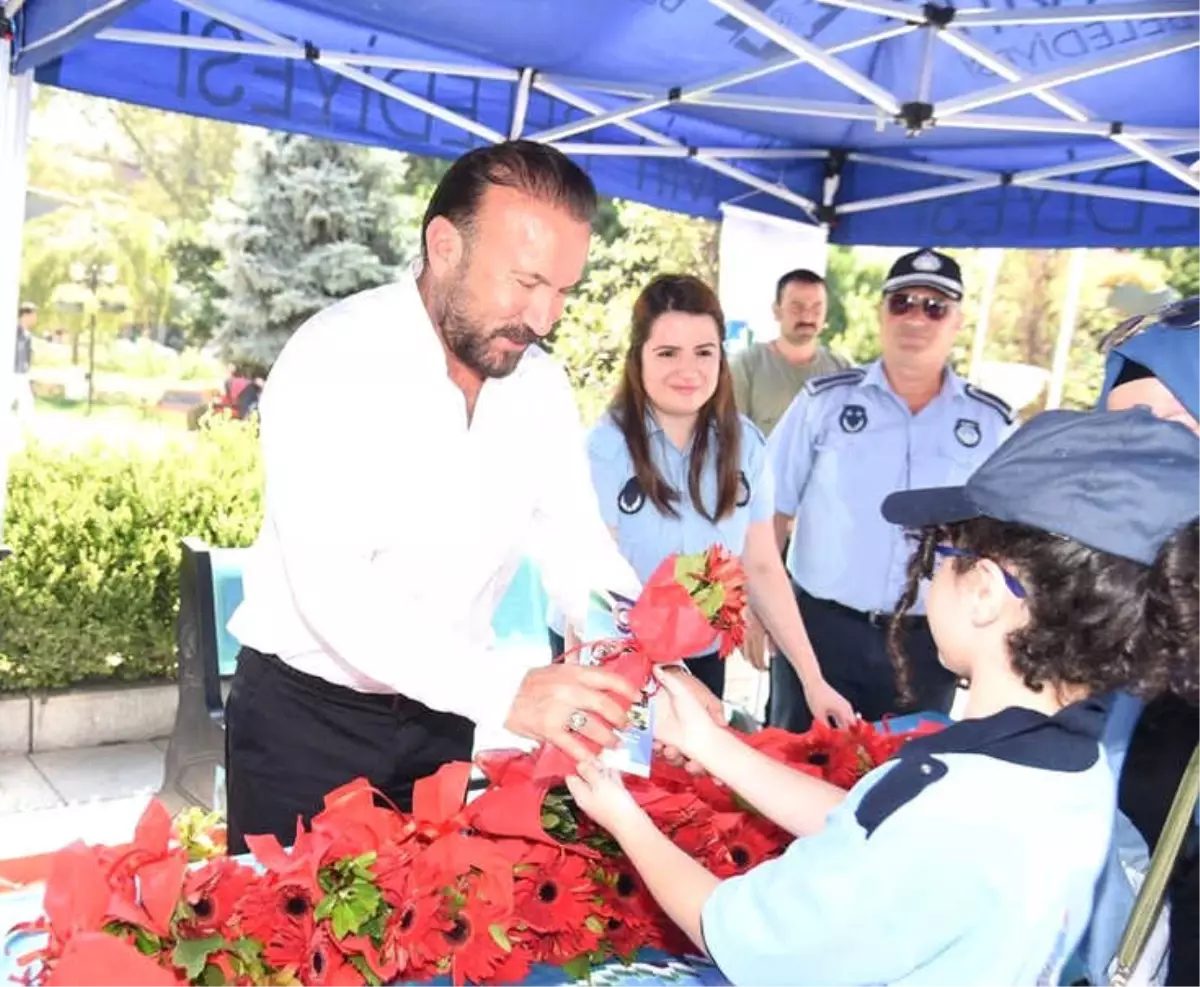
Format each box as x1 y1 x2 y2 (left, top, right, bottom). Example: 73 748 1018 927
509 68 534 139
968 249 1004 384
953 0 1197 27
916 25 937 104
1045 249 1087 411
938 29 1200 191
937 32 1199 118
0 53 32 543
706 0 902 114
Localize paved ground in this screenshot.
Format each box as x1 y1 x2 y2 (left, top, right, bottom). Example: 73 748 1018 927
0 739 167 860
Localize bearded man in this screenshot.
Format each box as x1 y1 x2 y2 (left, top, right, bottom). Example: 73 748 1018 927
223 142 652 852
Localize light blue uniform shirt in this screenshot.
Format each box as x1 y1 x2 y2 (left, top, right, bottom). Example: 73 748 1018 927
588 411 775 585
768 360 1014 614
702 701 1115 986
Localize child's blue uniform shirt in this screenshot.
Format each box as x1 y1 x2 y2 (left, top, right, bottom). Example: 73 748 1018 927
701 701 1114 986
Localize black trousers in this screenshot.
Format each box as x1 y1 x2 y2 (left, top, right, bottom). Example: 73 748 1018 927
224 648 474 855
768 585 957 732
547 629 725 700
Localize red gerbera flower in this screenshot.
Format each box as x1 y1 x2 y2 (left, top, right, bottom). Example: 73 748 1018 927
178 857 257 938
513 853 594 936
380 870 451 980
235 877 319 965
440 897 513 987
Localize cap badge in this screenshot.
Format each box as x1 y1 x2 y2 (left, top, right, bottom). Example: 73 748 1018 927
912 251 942 273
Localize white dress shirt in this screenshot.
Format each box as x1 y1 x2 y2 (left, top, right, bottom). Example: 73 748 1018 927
227 272 640 737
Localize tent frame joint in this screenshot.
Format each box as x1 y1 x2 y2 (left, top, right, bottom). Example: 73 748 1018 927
898 100 936 135
0 13 12 42
922 3 957 28
303 39 319 62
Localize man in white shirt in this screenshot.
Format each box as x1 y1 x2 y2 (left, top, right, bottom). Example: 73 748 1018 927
224 142 651 853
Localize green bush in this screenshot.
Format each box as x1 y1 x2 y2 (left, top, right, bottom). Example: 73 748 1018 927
0 422 263 692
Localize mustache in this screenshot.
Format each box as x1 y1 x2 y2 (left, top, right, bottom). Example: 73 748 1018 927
490 324 552 352
490 325 539 346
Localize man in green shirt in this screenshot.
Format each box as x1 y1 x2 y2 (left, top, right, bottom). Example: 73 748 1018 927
730 269 849 437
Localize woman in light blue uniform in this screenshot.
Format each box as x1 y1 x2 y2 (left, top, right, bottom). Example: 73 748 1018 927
564 408 1198 987
558 274 853 723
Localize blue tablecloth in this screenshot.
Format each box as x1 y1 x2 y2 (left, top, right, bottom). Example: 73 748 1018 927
0 880 728 985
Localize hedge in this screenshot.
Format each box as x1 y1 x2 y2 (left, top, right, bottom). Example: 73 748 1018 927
0 423 263 692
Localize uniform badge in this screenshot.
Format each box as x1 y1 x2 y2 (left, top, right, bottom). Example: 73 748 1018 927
736 470 751 508
839 404 868 433
617 477 645 515
912 251 942 272
954 418 981 448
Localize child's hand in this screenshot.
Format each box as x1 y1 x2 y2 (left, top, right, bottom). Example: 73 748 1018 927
651 666 724 762
565 759 644 835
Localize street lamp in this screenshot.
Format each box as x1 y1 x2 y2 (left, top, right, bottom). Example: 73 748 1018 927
64 260 126 414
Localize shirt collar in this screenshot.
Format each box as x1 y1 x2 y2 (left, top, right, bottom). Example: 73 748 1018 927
896 698 1106 772
863 359 966 403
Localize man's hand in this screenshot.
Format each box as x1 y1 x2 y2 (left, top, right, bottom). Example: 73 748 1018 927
741 612 772 672
505 664 642 763
802 677 857 728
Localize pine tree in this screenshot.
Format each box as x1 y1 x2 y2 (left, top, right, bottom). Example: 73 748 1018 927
218 133 419 363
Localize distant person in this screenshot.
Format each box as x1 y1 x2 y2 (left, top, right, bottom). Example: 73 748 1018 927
12 303 35 419
730 270 848 438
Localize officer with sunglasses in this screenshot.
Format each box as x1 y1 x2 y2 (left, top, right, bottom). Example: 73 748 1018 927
765 248 1015 730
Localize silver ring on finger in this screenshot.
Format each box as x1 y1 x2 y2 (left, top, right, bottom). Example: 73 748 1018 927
566 709 589 733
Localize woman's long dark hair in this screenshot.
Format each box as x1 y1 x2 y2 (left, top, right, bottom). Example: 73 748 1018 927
610 274 742 523
888 518 1156 705
1142 518 1199 701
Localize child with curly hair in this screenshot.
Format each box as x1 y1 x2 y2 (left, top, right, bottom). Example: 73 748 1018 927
566 408 1198 986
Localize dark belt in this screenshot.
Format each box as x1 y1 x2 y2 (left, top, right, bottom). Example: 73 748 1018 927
798 589 928 630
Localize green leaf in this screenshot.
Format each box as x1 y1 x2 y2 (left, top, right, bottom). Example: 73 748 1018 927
488 923 513 952
313 895 336 921
132 927 163 956
332 900 359 939
541 812 559 828
199 962 228 987
230 937 262 962
584 914 606 935
172 935 225 980
563 955 593 982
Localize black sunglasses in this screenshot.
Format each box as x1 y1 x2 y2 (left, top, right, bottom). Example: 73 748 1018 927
1099 296 1199 353
886 292 953 322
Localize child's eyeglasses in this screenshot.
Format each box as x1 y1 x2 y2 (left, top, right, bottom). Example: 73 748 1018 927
886 292 952 322
1098 296 1199 353
934 544 1027 599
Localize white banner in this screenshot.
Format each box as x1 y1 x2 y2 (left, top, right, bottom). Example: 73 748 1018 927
717 203 829 351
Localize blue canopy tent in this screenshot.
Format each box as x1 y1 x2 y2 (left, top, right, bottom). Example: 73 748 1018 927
3 0 1197 247
0 0 1197 530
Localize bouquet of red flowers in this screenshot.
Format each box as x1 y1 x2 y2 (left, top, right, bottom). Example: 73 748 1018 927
9 718 942 987
533 545 748 781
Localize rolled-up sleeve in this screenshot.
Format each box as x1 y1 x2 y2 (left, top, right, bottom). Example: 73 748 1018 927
700 783 993 986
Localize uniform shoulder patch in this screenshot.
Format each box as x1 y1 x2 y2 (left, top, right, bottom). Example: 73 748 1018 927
803 366 866 396
964 383 1015 425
